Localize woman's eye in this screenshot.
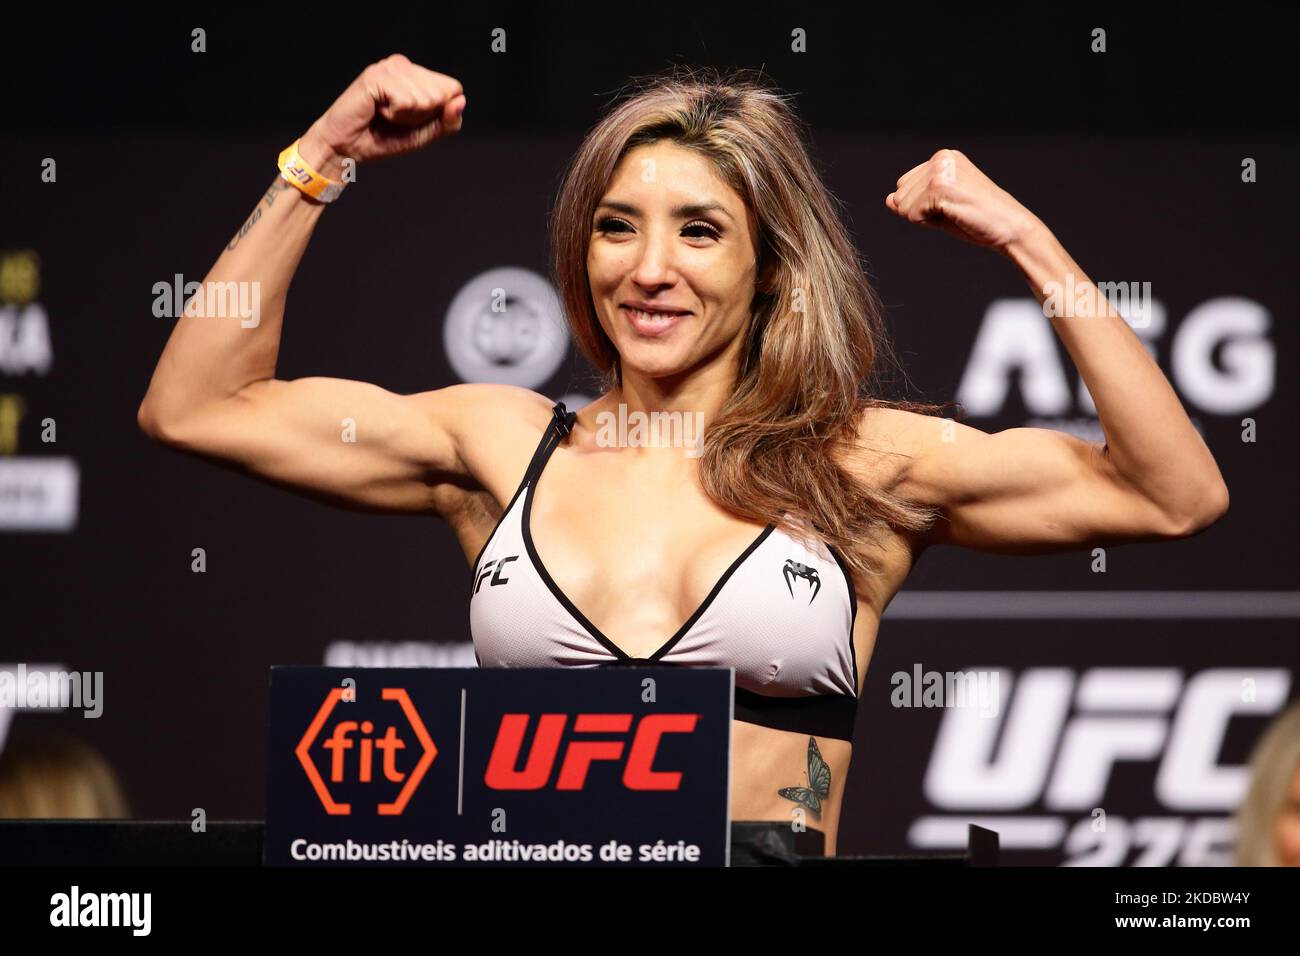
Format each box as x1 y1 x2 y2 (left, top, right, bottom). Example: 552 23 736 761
682 220 721 239
596 217 633 233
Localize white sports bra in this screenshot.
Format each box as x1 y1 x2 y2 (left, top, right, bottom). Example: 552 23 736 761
468 402 861 741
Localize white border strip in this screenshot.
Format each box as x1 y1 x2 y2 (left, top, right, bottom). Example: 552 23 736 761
909 815 1066 850
884 591 1300 619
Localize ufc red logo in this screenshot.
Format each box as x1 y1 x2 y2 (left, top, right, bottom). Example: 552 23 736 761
484 713 698 791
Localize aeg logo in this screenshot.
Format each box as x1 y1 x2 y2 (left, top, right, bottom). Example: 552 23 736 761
925 667 1291 811
484 713 698 791
295 688 438 816
958 297 1274 417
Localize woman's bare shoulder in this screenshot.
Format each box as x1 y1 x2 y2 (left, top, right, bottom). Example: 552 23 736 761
410 383 555 478
415 382 554 434
856 404 952 447
840 404 951 484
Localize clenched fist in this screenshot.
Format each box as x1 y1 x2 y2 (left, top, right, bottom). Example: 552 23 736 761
885 149 1041 253
298 54 465 177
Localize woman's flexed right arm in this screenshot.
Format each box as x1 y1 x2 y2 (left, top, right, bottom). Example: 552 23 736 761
137 55 484 514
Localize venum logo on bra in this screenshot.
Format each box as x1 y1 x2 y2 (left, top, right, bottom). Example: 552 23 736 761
295 687 438 816
484 713 698 791
474 555 518 593
782 560 821 604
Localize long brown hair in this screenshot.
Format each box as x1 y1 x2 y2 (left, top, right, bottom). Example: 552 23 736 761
1234 702 1300 866
550 67 953 578
0 727 129 819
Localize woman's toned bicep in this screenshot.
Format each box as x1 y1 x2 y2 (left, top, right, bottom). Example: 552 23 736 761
898 420 1196 554
142 376 473 514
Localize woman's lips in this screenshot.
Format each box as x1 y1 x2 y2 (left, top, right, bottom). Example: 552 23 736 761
621 305 691 337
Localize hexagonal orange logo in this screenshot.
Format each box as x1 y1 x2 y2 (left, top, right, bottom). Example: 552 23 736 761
294 688 438 815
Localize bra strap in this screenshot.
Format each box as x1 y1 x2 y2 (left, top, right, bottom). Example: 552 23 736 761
520 401 576 488
551 401 577 438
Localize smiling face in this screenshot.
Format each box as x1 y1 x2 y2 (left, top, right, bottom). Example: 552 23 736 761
587 140 764 385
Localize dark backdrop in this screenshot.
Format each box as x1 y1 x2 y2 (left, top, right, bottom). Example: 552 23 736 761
2 2 1297 865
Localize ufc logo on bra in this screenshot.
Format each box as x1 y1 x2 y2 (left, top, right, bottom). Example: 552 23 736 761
475 555 518 593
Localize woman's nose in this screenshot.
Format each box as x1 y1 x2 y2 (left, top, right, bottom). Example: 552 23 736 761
631 232 675 290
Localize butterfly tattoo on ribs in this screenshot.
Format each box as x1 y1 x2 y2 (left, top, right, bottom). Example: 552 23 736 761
777 736 831 816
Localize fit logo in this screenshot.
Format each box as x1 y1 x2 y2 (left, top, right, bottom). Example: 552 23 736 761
484 713 698 791
474 555 518 593
295 688 437 816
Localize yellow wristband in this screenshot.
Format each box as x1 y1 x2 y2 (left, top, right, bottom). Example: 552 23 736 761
277 139 346 203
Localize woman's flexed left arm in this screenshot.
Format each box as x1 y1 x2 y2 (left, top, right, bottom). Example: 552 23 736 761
883 149 1228 551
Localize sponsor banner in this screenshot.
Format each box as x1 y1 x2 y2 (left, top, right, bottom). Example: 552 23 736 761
266 666 732 866
844 623 1299 866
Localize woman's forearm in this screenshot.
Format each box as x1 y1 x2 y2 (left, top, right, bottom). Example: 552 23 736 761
139 54 466 435
1003 221 1229 525
138 137 333 431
